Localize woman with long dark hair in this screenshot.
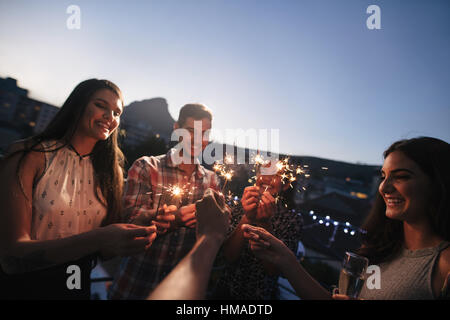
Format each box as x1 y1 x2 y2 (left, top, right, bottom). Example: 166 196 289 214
241 137 450 299
355 137 450 299
0 79 156 299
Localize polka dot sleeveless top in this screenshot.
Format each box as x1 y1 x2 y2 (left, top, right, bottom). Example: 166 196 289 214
31 141 107 240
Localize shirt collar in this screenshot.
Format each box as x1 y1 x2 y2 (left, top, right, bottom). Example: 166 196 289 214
166 148 206 178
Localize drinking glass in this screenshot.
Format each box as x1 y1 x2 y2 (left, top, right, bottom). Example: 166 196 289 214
338 252 369 299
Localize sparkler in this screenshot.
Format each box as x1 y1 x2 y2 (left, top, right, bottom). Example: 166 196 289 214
153 182 194 214
248 153 312 208
166 185 184 197
253 153 266 166
213 154 235 193
251 154 309 188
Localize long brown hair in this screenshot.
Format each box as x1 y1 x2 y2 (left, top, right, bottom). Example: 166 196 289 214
357 137 450 264
6 79 125 225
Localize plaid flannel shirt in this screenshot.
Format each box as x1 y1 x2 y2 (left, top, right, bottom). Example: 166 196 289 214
108 149 220 299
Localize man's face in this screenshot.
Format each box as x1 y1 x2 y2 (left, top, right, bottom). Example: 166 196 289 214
174 117 212 159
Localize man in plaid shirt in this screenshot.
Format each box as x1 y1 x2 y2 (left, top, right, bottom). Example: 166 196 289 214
108 104 220 299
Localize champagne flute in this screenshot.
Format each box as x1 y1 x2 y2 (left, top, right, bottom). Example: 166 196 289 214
338 252 369 299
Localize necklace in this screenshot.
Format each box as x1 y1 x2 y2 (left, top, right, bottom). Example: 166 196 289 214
68 143 93 159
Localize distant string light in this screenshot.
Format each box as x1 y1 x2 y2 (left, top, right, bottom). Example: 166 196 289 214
228 194 365 241
213 152 364 246
302 209 366 238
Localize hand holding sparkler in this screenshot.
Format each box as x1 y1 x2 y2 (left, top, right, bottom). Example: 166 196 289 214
241 186 260 220
256 191 276 223
241 186 276 225
176 204 197 229
154 204 177 235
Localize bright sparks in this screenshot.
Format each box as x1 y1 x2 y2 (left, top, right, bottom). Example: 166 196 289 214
171 186 182 197
213 153 235 192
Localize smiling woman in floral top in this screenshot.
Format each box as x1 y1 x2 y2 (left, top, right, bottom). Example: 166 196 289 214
0 79 156 299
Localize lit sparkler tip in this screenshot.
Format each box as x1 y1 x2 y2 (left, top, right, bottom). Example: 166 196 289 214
276 161 284 172
169 185 183 197
253 153 266 166
224 154 234 165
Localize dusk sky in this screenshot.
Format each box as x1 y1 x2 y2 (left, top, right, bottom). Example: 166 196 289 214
1 0 449 165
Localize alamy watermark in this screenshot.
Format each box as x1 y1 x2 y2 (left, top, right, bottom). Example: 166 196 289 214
66 264 81 290
170 121 281 175
367 5 381 30
66 4 380 31
365 264 381 290
66 5 81 30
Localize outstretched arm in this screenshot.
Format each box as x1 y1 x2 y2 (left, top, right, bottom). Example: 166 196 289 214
148 188 230 300
242 224 331 300
223 187 276 272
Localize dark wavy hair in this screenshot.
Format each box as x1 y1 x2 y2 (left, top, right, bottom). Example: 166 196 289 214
6 79 125 226
357 137 450 264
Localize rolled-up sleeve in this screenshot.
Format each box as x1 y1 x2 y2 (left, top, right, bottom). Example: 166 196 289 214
123 157 157 223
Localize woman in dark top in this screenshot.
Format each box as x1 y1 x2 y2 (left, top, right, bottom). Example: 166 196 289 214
242 137 450 299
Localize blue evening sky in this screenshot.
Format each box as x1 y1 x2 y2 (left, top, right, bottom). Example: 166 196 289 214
1 0 449 165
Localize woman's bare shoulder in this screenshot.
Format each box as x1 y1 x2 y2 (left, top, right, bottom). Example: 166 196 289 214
2 139 46 174
440 246 450 267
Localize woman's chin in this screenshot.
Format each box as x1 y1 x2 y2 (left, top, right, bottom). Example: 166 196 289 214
96 134 110 141
385 209 406 221
97 129 113 140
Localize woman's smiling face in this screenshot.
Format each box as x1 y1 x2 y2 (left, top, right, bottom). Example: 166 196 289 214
379 150 433 224
77 89 123 141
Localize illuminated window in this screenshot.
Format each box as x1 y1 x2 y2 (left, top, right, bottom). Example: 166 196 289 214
356 192 368 199
29 121 36 127
350 191 368 199
34 105 41 111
